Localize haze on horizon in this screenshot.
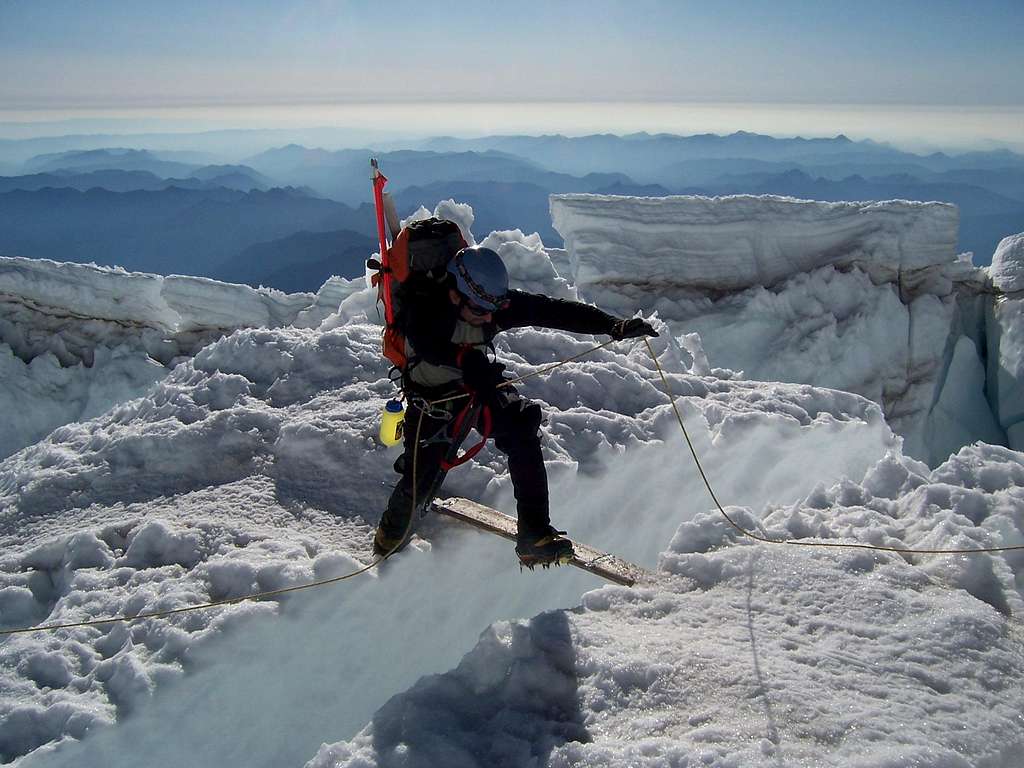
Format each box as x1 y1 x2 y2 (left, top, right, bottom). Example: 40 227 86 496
1 0 1022 152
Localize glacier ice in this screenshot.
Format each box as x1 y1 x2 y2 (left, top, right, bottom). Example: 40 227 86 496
2 198 1024 767
0 256 364 459
987 233 1024 450
552 193 1006 465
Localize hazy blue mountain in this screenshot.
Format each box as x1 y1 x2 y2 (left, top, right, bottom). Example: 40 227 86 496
931 168 1024 204
420 132 890 180
663 158 802 186
213 229 376 292
394 181 559 243
189 164 276 189
959 211 1024 263
392 176 668 246
146 149 222 166
0 165 273 193
705 170 1022 215
662 157 952 186
245 146 544 204
420 132 1024 187
244 146 631 205
919 149 1024 173
24 148 199 177
590 181 672 196
0 186 376 278
167 172 264 192
244 144 343 178
6 128 1020 280
0 126 409 167
679 169 1024 264
0 170 171 193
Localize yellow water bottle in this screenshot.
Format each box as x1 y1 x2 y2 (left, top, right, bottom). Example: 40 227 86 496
379 399 405 446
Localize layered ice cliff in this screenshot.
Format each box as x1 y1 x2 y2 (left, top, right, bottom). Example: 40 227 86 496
0 256 363 459
2 199 1024 767
551 194 1008 464
550 194 960 290
988 233 1024 449
5 196 1014 466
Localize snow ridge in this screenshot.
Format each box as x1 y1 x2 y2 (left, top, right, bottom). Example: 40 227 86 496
550 193 960 292
2 199 1024 767
0 256 364 460
551 193 1004 465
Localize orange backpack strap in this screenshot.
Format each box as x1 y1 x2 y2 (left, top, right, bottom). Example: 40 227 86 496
367 199 469 376
383 327 408 370
390 228 411 282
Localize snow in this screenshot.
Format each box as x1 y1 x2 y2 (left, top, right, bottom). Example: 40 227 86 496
0 256 364 459
2 199 1024 767
312 444 1024 768
314 550 1020 768
549 194 960 292
401 198 477 247
987 233 1024 450
551 193 1000 466
479 229 577 300
989 233 1024 294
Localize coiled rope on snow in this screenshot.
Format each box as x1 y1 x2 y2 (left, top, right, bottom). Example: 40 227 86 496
3 335 1021 636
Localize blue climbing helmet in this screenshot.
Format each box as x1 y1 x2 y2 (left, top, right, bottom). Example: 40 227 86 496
447 246 510 312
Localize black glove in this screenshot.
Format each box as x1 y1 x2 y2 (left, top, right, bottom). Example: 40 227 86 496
460 348 499 400
610 317 659 341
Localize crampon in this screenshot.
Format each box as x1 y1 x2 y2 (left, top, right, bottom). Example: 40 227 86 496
515 529 574 571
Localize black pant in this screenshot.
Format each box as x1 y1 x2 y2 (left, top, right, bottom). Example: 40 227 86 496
379 386 550 543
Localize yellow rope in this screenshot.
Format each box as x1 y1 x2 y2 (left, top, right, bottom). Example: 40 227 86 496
0 562 384 637
642 337 1024 556
428 337 619 407
0 341 613 636
1 409 438 637
5 332 1021 637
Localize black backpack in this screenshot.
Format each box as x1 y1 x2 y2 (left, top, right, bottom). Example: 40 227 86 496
368 216 468 369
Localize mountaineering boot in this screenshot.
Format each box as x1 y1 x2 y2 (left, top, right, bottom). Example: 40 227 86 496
373 526 408 558
515 526 574 569
375 480 429 558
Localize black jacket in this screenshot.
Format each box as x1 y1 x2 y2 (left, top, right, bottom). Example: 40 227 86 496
400 284 618 371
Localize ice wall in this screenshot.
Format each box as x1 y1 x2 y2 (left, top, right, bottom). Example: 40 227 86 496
0 256 356 349
550 194 959 292
987 234 1024 450
551 193 1002 465
0 256 363 458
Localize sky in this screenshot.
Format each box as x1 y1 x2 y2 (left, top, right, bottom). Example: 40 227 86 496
2 0 1023 108
0 0 1022 148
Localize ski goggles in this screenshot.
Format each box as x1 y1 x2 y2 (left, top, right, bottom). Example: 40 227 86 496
460 295 510 316
452 257 510 312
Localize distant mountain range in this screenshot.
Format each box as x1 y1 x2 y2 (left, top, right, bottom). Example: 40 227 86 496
393 179 672 245
683 169 1023 216
0 186 376 282
242 146 635 206
421 132 1024 182
24 148 200 177
0 166 274 193
0 131 1021 283
0 126 403 167
674 169 1024 262
212 229 376 292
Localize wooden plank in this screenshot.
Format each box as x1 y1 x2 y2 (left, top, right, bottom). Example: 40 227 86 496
432 497 649 587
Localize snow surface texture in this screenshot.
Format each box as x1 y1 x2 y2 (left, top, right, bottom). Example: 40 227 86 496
0 256 363 459
2 199 1024 767
988 233 1024 294
550 194 1005 465
988 233 1024 451
1 314 903 767
549 194 960 292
